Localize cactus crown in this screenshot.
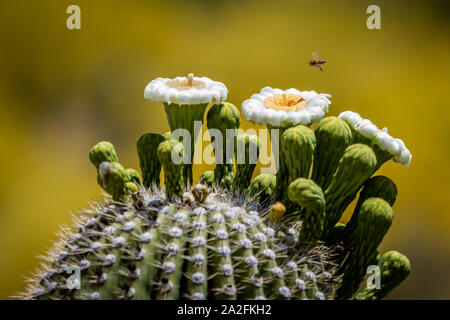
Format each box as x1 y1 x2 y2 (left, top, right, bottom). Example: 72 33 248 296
22 76 411 300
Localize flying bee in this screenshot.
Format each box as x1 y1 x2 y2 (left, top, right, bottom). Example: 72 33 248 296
309 52 326 71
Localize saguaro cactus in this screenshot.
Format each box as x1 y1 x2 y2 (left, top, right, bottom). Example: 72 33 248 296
23 79 412 300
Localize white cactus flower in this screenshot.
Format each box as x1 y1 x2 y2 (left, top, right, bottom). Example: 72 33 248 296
242 86 331 127
339 111 412 167
144 74 228 105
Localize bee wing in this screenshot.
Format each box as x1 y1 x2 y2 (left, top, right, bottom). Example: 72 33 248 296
312 52 322 59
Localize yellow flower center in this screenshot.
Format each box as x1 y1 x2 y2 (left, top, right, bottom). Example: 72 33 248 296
264 94 306 112
167 73 206 90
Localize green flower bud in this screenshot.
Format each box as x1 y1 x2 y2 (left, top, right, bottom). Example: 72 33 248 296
323 143 378 236
157 139 184 199
312 117 352 190
125 181 138 194
337 198 393 299
137 133 165 187
207 102 241 189
345 176 397 248
234 134 261 190
248 173 276 205
282 125 316 187
199 170 214 187
355 251 410 300
89 141 119 169
124 168 142 185
98 161 128 201
288 178 325 243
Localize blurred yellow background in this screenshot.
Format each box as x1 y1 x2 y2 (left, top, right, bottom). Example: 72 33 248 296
0 0 449 299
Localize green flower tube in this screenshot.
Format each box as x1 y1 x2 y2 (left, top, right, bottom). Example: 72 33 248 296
323 143 377 236
287 178 325 244
157 139 185 199
137 133 165 187
355 250 411 300
345 175 397 248
206 102 241 189
145 74 228 185
234 133 261 190
311 116 352 190
163 103 207 185
336 198 393 299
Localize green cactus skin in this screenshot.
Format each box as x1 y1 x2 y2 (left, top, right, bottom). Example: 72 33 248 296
137 133 165 187
336 198 393 299
344 176 398 248
157 139 185 199
287 178 325 244
311 117 352 191
198 170 214 187
248 174 276 205
233 134 261 191
355 251 411 300
89 141 119 169
322 144 378 238
206 102 241 189
163 102 209 186
26 188 337 300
